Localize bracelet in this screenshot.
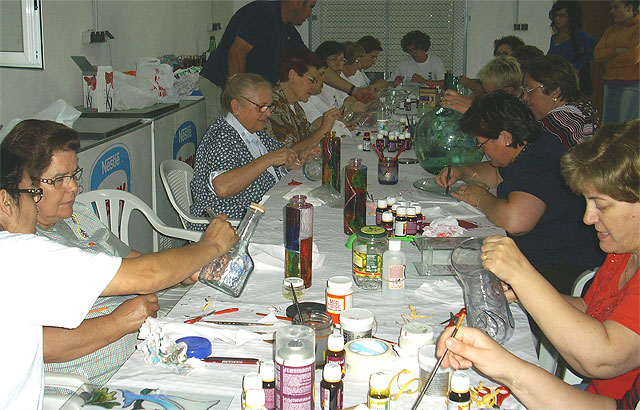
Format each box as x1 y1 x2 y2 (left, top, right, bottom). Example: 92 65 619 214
348 85 355 96
477 190 490 208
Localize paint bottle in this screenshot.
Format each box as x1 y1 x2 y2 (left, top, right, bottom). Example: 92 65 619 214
382 239 406 300
411 204 423 234
380 211 394 237
242 372 263 410
275 326 315 409
447 371 471 410
368 372 390 410
376 133 385 152
394 206 407 237
260 360 275 410
320 362 344 410
245 389 267 410
285 195 313 288
363 132 371 151
325 332 346 378
388 133 397 152
376 199 388 226
326 276 353 325
406 207 418 236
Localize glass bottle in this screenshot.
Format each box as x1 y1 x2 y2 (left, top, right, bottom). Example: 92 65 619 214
199 202 265 298
352 226 387 290
285 195 313 288
344 158 367 235
322 131 341 192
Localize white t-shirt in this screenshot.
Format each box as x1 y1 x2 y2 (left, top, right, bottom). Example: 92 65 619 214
318 73 350 109
298 95 352 137
0 231 121 410
347 70 370 88
391 54 445 82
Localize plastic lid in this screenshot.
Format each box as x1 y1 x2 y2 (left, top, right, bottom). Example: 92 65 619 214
327 276 353 291
398 201 409 207
399 133 406 140
406 207 416 216
413 205 422 213
381 211 394 222
340 308 374 330
245 388 266 407
283 277 304 289
369 371 390 390
357 226 387 238
175 336 212 359
386 196 397 205
389 239 402 251
396 206 407 215
243 372 262 391
328 332 345 351
450 371 470 393
323 362 343 382
259 360 275 382
377 134 384 140
400 323 433 344
377 199 388 208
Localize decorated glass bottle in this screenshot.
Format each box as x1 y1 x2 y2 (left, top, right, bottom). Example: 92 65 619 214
344 158 367 235
322 131 341 192
198 202 265 297
285 195 314 288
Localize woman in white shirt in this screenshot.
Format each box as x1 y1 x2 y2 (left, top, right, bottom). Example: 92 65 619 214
391 30 445 87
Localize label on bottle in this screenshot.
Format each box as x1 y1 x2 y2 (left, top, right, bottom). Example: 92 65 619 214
394 220 407 237
275 360 315 409
264 386 275 410
326 355 346 376
326 292 353 324
368 396 390 410
447 398 470 410
320 385 343 410
387 265 405 290
353 251 382 278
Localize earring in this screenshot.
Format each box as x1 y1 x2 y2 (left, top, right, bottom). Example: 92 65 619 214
3 202 8 206
552 97 558 102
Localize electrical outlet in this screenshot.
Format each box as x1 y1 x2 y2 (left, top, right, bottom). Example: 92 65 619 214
513 23 521 30
82 30 108 44
521 23 529 31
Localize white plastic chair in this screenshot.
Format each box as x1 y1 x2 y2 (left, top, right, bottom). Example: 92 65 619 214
43 373 93 410
76 189 203 244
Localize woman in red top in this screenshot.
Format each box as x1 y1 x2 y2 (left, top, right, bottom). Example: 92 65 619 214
456 119 638 401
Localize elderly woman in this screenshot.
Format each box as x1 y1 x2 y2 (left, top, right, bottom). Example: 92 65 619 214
441 56 522 113
0 148 236 407
391 30 445 87
341 42 366 82
263 48 339 149
547 1 597 96
440 120 639 402
435 92 604 294
594 0 639 124
1 120 237 387
521 55 599 149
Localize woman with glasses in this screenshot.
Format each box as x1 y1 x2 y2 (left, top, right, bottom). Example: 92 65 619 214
263 48 339 149
315 41 361 110
1 119 238 387
0 148 236 408
435 92 604 294
521 55 599 149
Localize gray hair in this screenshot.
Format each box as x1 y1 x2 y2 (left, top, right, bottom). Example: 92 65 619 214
220 73 272 113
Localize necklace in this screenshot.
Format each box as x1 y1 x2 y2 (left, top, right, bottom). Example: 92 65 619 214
512 140 532 164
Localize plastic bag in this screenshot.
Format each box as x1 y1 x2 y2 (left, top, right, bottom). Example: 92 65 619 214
113 72 158 110
136 58 179 104
0 99 81 143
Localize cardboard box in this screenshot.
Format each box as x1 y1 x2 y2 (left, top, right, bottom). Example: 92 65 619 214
72 56 113 112
419 87 439 109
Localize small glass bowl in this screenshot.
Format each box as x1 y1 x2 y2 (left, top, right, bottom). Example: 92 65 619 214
282 277 305 301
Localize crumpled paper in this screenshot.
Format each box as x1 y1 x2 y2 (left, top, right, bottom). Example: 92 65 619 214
249 242 325 271
414 279 464 307
137 321 203 375
422 216 466 237
283 184 325 206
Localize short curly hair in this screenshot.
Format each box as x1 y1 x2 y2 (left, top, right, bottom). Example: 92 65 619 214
401 30 431 53
493 35 525 56
522 55 582 103
561 119 639 203
315 41 346 62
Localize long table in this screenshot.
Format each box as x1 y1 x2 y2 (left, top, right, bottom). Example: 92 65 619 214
101 135 538 409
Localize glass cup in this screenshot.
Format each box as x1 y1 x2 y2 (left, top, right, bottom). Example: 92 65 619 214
294 310 334 367
302 157 322 182
378 157 399 185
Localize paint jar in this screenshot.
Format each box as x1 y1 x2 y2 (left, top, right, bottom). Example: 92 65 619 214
275 325 315 409
293 311 334 368
352 226 387 290
378 157 399 185
282 277 305 301
340 308 374 343
326 276 353 325
418 345 452 397
398 323 434 356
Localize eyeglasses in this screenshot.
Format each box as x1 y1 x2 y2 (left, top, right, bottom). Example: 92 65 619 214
476 139 490 151
241 96 274 113
327 56 346 64
303 75 320 85
520 84 545 95
39 167 83 190
17 187 43 203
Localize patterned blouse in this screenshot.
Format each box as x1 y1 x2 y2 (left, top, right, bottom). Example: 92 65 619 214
539 99 600 149
189 115 286 227
263 84 312 146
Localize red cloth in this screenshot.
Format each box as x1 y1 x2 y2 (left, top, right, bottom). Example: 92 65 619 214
584 253 640 399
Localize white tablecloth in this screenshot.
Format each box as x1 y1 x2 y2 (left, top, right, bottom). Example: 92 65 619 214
106 135 538 409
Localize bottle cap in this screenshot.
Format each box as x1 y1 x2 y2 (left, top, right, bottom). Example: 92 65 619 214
413 204 422 213
369 371 390 390
259 360 275 382
328 332 345 352
245 388 266 407
357 226 387 238
396 206 407 215
327 276 353 292
323 362 343 382
340 308 375 330
243 372 262 391
377 134 384 140
377 199 388 208
398 201 409 207
386 196 397 205
283 277 304 289
389 239 402 251
450 371 470 393
175 336 211 359
407 207 416 217
381 211 394 222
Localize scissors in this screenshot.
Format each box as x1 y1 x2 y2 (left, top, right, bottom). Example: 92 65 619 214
440 307 467 327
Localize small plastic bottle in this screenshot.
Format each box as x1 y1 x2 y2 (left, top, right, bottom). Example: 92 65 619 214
368 372 390 410
363 132 371 151
245 388 267 410
447 371 471 410
376 133 385 152
320 362 344 410
376 199 388 226
398 132 407 151
260 360 275 410
386 196 397 208
406 207 418 236
388 133 397 152
404 131 412 150
412 204 423 234
394 206 407 237
325 332 346 377
404 97 412 111
390 203 398 219
242 372 263 410
382 239 406 300
380 211 394 237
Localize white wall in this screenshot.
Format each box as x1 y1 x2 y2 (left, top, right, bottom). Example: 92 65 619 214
466 0 553 77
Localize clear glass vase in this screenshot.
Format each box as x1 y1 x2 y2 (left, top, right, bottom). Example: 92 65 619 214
198 202 265 297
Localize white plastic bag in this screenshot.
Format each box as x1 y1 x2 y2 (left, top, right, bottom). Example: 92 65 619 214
0 99 81 143
113 72 158 110
136 58 179 104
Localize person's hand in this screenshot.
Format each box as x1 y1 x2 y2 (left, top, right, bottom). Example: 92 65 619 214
392 76 404 88
371 79 388 91
351 87 377 104
502 281 519 303
299 145 321 163
441 90 472 114
480 236 536 284
450 183 488 207
437 326 517 383
111 294 160 334
266 147 300 170
434 165 464 187
201 214 238 258
319 108 341 134
411 73 427 84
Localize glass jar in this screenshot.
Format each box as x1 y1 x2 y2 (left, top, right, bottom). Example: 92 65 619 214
352 226 388 290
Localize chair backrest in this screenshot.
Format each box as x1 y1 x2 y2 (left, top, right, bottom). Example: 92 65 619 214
160 160 206 228
76 189 202 245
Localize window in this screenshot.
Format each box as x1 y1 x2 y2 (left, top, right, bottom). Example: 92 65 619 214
0 0 44 69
